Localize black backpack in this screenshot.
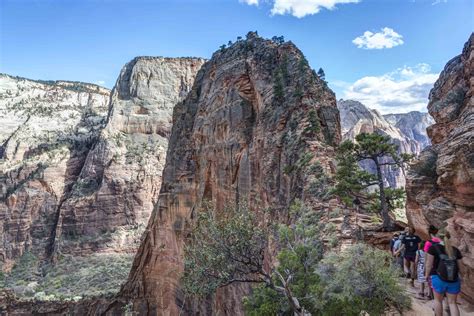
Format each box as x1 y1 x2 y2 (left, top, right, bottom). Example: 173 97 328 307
434 245 459 282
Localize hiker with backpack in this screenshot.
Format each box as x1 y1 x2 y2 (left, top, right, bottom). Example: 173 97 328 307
425 231 462 316
425 225 441 299
394 226 421 286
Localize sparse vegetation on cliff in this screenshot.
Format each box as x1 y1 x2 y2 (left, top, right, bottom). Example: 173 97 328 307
182 201 409 315
2 253 133 301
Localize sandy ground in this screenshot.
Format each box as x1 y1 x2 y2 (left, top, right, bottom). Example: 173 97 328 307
398 277 474 316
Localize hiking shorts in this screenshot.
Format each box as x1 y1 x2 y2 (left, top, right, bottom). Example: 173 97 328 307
404 254 416 262
431 275 461 295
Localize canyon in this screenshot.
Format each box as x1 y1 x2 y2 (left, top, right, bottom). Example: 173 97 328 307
0 75 110 268
0 57 205 300
0 32 472 315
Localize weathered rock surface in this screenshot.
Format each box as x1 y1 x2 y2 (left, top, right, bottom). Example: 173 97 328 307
50 57 205 258
0 57 205 302
338 99 433 188
383 111 433 149
0 75 110 268
406 33 474 302
116 32 341 315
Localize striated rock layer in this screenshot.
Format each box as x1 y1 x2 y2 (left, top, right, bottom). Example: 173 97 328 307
0 57 205 300
116 32 341 315
337 99 433 188
0 75 110 268
50 57 205 258
406 33 474 302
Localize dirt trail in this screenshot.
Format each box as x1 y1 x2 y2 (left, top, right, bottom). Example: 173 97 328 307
397 278 474 316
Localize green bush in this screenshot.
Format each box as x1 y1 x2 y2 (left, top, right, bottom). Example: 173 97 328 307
413 151 437 178
245 244 410 315
6 252 40 287
303 109 321 135
4 253 134 301
317 244 410 315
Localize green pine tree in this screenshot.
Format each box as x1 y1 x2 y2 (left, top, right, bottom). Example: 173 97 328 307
333 133 412 230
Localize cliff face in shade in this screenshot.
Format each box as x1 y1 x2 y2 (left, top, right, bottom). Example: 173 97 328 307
118 33 341 315
50 57 205 258
406 33 474 302
0 75 110 268
337 99 432 188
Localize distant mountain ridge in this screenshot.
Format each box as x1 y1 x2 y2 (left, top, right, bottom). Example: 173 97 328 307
337 99 434 188
383 111 434 149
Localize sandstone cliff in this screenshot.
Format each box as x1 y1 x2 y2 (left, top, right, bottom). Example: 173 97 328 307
0 75 110 269
0 57 205 300
406 33 474 302
116 32 341 315
50 57 205 258
338 99 432 188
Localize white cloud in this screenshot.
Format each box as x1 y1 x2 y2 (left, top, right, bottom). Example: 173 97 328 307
271 0 359 17
352 27 404 49
96 80 106 85
240 0 259 5
342 63 439 114
432 0 447 5
239 0 359 18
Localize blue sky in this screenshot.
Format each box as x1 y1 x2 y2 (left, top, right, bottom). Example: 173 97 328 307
1 0 472 113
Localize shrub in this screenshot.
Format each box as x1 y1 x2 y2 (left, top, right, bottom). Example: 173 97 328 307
412 150 437 178
5 252 40 287
317 244 410 315
303 109 321 135
4 253 134 300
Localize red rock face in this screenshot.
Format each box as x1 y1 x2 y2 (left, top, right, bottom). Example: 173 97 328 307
118 33 341 315
406 33 474 302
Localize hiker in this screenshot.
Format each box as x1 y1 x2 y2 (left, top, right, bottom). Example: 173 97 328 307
424 224 441 299
415 241 427 298
393 230 406 271
395 226 421 286
390 233 399 256
425 231 462 316
424 225 441 253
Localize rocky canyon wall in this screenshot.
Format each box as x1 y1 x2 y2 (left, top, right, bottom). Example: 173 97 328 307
0 75 110 268
338 99 433 189
50 57 205 258
116 32 341 315
406 33 474 302
0 57 205 301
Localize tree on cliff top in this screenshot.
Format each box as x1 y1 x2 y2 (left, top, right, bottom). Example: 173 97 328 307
333 133 411 230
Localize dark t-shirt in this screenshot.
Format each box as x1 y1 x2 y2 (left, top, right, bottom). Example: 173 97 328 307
402 235 421 256
427 243 463 276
